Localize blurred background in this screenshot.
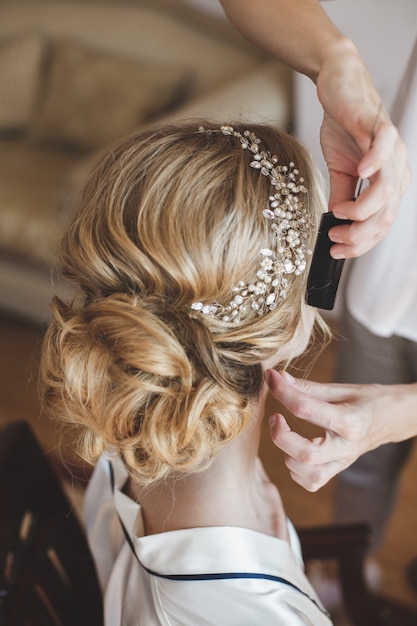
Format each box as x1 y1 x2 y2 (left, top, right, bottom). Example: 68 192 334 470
0 0 291 323
1 1 417 623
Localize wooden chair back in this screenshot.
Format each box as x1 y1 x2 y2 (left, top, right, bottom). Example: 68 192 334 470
299 524 417 626
0 421 103 626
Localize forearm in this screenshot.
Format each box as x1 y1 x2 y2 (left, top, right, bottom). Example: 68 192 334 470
219 0 351 81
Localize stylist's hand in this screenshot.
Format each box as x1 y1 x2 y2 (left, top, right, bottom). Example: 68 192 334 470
317 40 411 259
266 370 415 492
219 0 411 258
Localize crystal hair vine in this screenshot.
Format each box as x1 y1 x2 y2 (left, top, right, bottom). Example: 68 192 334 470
191 125 313 324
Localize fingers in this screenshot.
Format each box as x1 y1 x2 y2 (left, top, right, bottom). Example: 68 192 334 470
328 200 393 259
326 119 411 259
267 369 344 401
269 412 346 467
286 458 344 492
332 172 394 223
266 368 372 443
320 93 410 259
357 119 406 181
269 413 347 491
270 413 325 464
266 371 379 491
327 175 409 258
266 370 352 432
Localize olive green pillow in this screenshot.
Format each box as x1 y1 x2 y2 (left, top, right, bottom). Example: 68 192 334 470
0 32 45 133
31 39 192 150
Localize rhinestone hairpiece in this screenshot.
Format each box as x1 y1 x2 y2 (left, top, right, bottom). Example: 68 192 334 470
191 125 313 324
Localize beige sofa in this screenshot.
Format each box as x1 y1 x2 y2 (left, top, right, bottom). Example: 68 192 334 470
0 0 292 323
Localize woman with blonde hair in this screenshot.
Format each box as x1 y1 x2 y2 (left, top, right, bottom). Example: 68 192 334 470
41 120 331 625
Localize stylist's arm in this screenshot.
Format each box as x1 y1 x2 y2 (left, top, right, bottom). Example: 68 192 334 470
266 369 417 492
219 0 410 258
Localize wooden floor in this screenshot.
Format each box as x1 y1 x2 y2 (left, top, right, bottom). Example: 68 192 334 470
1 311 417 615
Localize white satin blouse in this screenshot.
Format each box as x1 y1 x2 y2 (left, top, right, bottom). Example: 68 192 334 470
84 456 332 626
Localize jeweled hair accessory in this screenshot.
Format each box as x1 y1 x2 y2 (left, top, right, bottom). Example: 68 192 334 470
191 125 313 324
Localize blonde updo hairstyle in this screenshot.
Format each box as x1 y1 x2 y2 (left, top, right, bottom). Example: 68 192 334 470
40 120 325 486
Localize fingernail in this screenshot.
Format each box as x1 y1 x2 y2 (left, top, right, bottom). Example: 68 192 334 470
360 167 374 179
331 251 345 260
332 210 347 220
265 369 272 385
269 414 277 429
281 370 295 383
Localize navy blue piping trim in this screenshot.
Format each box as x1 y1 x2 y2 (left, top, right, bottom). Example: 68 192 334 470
107 461 330 619
141 569 302 584
140 565 330 617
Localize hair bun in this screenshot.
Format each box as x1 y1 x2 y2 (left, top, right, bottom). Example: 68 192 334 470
41 292 258 484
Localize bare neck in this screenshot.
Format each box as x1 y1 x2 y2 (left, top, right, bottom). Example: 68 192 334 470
127 384 289 541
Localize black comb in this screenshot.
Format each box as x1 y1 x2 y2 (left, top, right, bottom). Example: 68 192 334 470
306 212 352 310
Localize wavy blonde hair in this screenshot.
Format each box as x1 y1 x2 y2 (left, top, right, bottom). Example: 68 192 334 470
40 120 327 485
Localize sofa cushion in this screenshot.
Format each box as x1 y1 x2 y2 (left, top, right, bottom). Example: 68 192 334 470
0 1 263 98
0 140 80 264
0 32 45 133
30 40 192 151
160 64 292 128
